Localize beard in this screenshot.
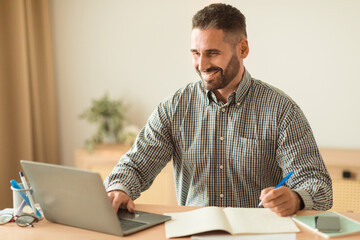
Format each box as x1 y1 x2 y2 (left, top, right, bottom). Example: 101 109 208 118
197 53 240 91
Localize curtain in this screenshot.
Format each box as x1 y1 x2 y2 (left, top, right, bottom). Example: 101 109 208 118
0 0 59 209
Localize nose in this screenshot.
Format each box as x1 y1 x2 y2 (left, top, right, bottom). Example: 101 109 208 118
198 55 210 72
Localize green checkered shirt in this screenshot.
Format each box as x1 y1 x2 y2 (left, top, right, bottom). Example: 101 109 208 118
105 70 333 210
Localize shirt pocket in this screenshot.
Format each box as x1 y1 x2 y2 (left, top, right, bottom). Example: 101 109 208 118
230 137 277 182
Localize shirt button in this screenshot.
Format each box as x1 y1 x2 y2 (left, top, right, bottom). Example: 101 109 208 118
221 108 226 112
220 137 224 141
219 165 223 169
220 194 224 198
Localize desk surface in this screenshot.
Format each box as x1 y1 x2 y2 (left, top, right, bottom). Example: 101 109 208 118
1 204 359 240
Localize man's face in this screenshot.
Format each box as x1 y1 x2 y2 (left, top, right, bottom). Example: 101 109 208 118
191 28 241 91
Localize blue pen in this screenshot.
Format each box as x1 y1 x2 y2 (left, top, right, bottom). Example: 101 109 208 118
258 171 294 207
10 179 42 218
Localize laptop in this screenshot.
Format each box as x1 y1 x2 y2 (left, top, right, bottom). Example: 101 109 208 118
20 160 171 236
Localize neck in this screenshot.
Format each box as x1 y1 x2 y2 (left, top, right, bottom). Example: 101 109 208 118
213 66 244 103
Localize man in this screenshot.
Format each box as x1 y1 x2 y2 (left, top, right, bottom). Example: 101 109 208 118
104 3 332 217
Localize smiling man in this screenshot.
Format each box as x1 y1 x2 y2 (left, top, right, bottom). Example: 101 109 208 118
104 3 333 217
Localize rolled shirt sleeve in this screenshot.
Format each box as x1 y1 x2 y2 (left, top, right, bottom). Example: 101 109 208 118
104 101 173 200
276 105 333 210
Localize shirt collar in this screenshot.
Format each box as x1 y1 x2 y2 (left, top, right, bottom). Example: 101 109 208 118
234 69 252 106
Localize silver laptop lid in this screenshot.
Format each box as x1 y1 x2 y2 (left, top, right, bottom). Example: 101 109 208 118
20 160 124 236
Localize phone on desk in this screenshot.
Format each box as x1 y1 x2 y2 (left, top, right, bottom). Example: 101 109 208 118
315 216 342 232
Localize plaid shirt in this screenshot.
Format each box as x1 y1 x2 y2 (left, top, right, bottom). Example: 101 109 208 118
105 70 333 210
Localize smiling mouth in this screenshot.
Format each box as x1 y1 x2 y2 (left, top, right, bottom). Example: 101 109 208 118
201 69 220 79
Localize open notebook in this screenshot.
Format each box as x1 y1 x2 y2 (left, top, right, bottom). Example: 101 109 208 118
165 207 299 238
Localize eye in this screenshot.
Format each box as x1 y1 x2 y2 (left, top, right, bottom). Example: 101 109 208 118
208 51 220 56
191 51 200 57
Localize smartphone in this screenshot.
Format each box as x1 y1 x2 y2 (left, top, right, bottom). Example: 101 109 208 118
315 216 341 232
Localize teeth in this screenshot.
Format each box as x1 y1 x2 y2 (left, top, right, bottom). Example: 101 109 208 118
201 71 218 77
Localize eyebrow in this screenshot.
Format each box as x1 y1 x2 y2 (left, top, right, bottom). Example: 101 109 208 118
190 49 221 54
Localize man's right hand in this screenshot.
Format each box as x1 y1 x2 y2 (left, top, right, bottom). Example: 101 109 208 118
107 190 135 213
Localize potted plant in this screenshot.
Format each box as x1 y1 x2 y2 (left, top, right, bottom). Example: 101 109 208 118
79 93 128 150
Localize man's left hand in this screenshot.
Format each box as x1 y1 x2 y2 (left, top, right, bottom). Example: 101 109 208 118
259 186 302 217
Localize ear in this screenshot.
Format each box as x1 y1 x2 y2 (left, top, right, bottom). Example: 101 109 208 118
237 38 249 59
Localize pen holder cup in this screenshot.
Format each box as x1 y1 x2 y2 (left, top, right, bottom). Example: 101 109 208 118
11 183 37 215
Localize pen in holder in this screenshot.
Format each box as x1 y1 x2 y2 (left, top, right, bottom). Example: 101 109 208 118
11 183 36 216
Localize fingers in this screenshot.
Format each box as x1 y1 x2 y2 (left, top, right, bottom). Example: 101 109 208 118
261 189 287 208
107 190 135 213
266 199 293 217
260 187 301 217
276 207 295 217
108 191 121 211
259 187 274 200
108 191 115 202
126 199 135 213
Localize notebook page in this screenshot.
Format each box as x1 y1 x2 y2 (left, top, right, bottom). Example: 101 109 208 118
165 207 231 238
223 208 299 234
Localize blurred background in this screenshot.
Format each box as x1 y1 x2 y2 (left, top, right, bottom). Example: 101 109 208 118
1 0 360 209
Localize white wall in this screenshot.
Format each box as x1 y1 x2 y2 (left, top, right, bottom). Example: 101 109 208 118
51 0 360 166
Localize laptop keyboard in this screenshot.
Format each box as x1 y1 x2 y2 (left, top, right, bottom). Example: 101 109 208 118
120 218 147 231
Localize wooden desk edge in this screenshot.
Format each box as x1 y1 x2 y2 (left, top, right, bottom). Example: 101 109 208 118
1 204 359 240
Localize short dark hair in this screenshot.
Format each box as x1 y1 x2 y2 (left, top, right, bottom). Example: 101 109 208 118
192 3 247 44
